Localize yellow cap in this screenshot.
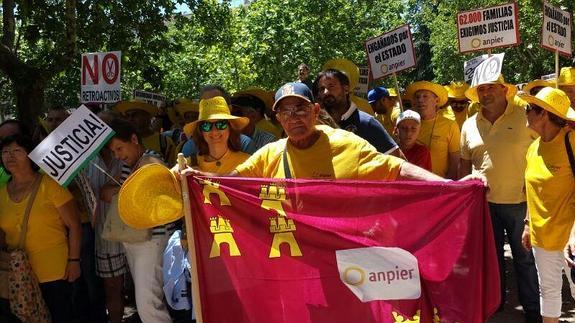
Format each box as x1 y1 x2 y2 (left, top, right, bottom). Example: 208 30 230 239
115 99 158 117
520 87 575 121
118 164 183 229
405 81 448 107
183 96 249 137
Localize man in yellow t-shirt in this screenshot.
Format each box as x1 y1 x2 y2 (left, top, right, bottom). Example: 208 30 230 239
405 81 460 179
181 82 480 184
459 74 539 319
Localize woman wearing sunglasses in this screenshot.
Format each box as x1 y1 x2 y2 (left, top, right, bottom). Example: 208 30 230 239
183 96 250 173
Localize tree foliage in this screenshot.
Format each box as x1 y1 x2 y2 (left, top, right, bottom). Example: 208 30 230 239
1 0 574 123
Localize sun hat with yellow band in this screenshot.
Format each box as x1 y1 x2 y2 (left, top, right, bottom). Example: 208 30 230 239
405 81 449 107
322 58 360 89
519 87 575 122
558 67 575 85
183 96 249 137
523 79 554 95
118 163 183 229
464 74 517 103
444 81 470 100
115 99 159 117
174 98 200 116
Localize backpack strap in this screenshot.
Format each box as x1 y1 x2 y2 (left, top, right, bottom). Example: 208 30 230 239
565 131 575 178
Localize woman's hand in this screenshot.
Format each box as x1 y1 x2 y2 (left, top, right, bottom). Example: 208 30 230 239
64 261 81 282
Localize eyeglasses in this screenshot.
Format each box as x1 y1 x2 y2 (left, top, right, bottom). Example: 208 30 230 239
1 148 26 157
199 120 229 132
276 104 311 121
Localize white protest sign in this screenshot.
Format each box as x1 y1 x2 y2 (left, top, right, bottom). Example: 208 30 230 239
470 53 505 87
29 105 115 187
81 51 121 103
353 66 370 100
133 90 167 108
541 2 572 57
541 73 556 81
463 54 489 83
365 24 416 80
457 3 520 53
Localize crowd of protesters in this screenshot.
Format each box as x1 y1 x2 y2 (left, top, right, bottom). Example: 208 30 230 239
0 59 573 323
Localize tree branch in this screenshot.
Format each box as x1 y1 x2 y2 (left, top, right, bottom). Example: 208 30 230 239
2 0 16 50
44 0 77 76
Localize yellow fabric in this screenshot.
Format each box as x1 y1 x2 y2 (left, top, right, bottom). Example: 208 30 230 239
374 104 401 138
460 96 535 203
441 105 479 130
142 132 176 166
256 119 283 139
0 175 73 283
417 114 460 177
198 150 250 174
235 125 404 180
526 128 575 250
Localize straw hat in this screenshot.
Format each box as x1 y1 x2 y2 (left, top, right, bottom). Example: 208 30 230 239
234 88 274 111
523 79 554 95
183 96 249 137
558 67 575 85
174 98 200 116
118 163 183 229
519 87 575 122
465 74 517 103
405 81 448 107
322 58 360 89
115 99 158 117
444 82 470 100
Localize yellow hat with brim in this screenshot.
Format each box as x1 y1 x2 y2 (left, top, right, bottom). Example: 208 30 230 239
388 88 398 97
519 87 575 122
118 163 183 229
558 67 575 85
523 79 554 95
234 88 274 111
174 98 200 115
405 81 448 107
465 75 517 103
115 99 158 117
183 96 249 138
445 82 470 100
322 58 360 89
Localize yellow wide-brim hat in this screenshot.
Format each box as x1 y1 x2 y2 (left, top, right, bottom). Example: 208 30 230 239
523 79 554 95
174 98 200 115
405 81 448 107
445 81 470 100
322 58 360 89
183 96 249 137
234 88 274 111
115 99 158 117
118 163 183 229
465 74 517 103
558 67 575 86
519 87 575 122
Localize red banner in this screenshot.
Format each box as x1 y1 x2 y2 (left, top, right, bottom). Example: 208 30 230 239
186 177 500 322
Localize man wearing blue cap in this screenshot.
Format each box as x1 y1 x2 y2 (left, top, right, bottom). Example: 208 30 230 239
368 86 401 137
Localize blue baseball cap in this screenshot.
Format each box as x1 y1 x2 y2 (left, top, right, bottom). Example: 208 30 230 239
273 82 314 111
367 87 390 104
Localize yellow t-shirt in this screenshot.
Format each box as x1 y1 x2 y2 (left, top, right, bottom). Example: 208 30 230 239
198 150 250 174
417 114 461 177
374 104 401 139
0 175 73 282
526 128 575 250
460 96 535 203
235 125 404 180
256 119 283 139
142 132 176 166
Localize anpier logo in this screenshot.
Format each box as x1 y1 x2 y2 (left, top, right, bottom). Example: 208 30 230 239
336 247 420 302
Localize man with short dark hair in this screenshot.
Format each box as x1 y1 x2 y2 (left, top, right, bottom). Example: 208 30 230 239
231 95 277 154
368 86 400 137
315 69 399 156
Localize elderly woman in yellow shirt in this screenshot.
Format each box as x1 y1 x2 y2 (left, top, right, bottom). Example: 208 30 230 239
0 134 81 323
520 87 575 322
183 96 250 173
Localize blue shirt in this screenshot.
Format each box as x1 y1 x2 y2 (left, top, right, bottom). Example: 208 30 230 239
339 104 398 154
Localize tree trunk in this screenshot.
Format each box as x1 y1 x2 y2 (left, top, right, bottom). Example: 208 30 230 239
12 67 47 130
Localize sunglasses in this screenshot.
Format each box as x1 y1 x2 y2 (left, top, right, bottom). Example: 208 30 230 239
199 120 229 132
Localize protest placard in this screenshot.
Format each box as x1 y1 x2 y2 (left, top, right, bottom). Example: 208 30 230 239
470 53 505 87
29 105 115 187
365 25 416 80
81 51 121 103
463 54 489 83
133 90 167 108
353 66 370 100
541 2 572 57
457 3 520 53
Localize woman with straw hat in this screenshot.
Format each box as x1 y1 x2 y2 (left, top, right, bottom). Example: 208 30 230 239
520 87 575 322
183 96 250 173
